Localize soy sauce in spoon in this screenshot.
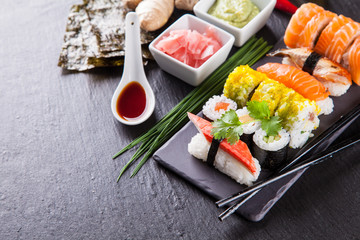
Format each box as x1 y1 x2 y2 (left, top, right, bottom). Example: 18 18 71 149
116 81 146 120
111 12 155 125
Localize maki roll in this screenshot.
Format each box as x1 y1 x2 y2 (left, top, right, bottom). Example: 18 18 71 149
275 90 320 148
252 128 290 170
187 112 261 186
223 65 269 107
250 78 320 148
202 95 237 121
236 107 261 147
236 107 261 134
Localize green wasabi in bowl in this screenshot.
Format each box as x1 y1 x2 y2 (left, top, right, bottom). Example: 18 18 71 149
208 0 260 28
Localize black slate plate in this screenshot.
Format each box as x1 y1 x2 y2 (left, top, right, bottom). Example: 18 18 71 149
153 39 360 221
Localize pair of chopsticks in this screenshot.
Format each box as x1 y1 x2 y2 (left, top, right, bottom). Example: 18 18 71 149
216 103 360 221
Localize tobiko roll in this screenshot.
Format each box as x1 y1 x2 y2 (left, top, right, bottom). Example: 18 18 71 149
223 65 269 107
274 89 320 148
250 78 320 148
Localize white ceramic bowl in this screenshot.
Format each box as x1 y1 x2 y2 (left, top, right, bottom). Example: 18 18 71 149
149 14 235 86
193 0 276 47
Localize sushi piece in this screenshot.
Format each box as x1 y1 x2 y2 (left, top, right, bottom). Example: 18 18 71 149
250 79 321 148
284 3 324 48
236 107 261 147
202 95 237 121
250 79 289 115
235 107 261 135
223 65 269 107
314 14 353 56
187 112 261 186
325 21 360 63
274 89 320 148
297 10 336 49
268 48 352 97
257 63 330 102
252 128 290 170
342 35 360 85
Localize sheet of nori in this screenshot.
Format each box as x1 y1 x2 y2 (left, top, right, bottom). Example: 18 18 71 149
58 0 155 71
58 4 99 71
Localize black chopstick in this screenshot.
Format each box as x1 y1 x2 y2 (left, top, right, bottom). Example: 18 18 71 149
217 133 360 221
216 103 360 208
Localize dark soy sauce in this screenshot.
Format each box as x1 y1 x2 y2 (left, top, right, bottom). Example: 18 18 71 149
116 81 146 120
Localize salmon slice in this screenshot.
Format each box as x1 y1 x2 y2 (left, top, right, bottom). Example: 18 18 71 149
257 63 330 101
345 36 360 85
214 102 230 112
284 3 324 48
325 21 360 63
298 10 336 49
187 112 256 174
314 15 353 56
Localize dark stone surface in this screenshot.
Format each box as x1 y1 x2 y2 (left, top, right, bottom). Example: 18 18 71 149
1 0 359 239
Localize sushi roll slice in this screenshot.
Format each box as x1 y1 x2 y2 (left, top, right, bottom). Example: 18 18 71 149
187 112 261 186
252 128 290 170
202 95 237 121
223 65 269 107
250 78 321 148
275 89 320 148
236 107 261 135
236 107 261 147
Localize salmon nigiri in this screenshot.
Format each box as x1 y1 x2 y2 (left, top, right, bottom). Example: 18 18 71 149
325 21 360 63
284 3 324 48
257 63 330 102
343 36 360 85
314 15 353 56
297 10 336 49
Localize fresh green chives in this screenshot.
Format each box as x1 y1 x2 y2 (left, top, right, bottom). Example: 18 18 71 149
113 36 272 181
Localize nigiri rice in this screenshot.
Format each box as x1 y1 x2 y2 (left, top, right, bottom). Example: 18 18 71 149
188 133 261 186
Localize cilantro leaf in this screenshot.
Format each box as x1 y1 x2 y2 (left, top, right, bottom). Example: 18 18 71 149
247 100 282 137
210 109 243 145
222 109 241 125
211 127 228 140
211 120 227 128
233 125 244 137
261 116 282 136
247 101 270 119
226 130 240 145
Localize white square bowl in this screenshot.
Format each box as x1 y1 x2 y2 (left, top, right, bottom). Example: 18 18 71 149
149 14 235 87
193 0 276 47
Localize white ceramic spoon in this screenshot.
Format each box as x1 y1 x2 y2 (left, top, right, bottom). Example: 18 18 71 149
111 12 155 125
